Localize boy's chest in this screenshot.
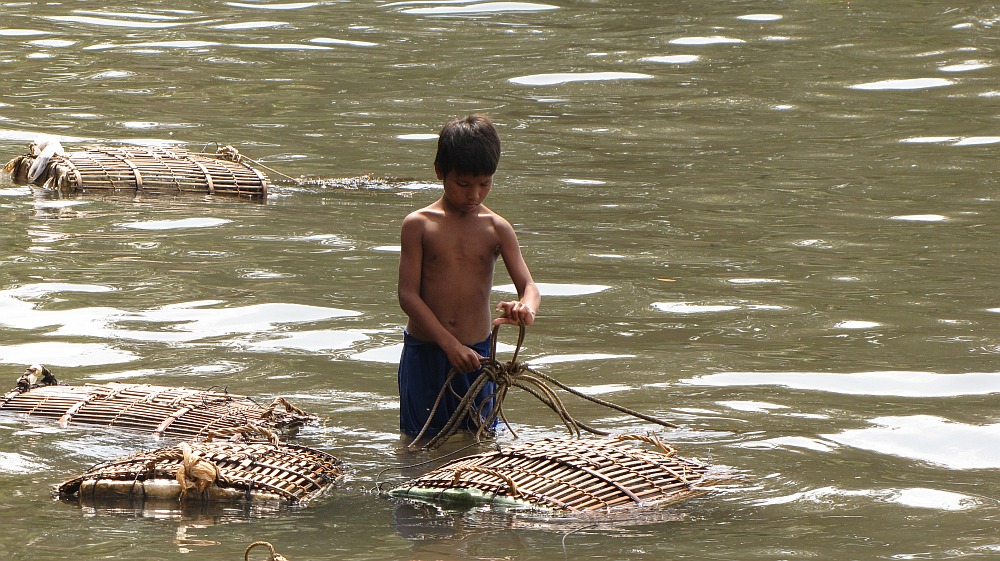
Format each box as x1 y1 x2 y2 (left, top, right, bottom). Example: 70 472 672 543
423 221 500 265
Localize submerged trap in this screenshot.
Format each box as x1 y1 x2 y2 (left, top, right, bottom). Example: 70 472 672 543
391 434 723 512
1 365 315 438
57 439 342 507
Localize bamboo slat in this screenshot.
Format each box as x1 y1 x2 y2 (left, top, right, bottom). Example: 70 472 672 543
390 434 722 512
4 144 268 200
57 441 341 506
0 382 315 438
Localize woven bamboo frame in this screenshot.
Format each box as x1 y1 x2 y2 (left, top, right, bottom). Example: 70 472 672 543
5 145 268 199
391 434 717 512
57 440 342 506
0 383 314 438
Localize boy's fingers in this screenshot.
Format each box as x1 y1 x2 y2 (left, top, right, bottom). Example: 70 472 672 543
461 356 487 373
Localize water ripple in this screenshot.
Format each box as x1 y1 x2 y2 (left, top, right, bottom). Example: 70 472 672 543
826 415 1000 469
495 282 610 296
233 329 370 353
310 37 379 47
953 136 1000 145
833 320 880 329
737 14 782 22
122 217 230 230
44 15 190 29
653 302 740 314
669 36 745 45
850 78 953 90
0 341 137 366
0 452 48 475
641 55 700 64
0 29 50 36
527 353 634 365
28 39 77 47
213 21 289 30
939 61 989 72
0 284 362 344
390 1 558 15
227 2 322 9
685 370 1000 397
509 72 653 86
232 42 332 50
889 214 947 222
756 485 979 509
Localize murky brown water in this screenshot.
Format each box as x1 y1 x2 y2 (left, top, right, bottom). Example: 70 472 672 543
2 1 1000 559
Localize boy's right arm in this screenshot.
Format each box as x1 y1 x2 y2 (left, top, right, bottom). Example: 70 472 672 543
397 213 486 374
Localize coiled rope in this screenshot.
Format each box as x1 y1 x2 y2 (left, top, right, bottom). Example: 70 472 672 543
245 541 291 561
408 324 678 450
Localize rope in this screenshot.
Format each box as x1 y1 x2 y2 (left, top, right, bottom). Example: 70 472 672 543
408 324 678 450
241 156 301 185
263 396 311 417
245 541 291 561
369 440 490 497
195 143 301 184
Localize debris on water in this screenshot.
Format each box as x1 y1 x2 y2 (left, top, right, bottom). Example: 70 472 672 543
295 174 417 190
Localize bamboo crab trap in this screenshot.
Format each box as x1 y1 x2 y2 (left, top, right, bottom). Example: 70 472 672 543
390 434 720 512
57 439 342 506
0 381 315 439
3 143 269 200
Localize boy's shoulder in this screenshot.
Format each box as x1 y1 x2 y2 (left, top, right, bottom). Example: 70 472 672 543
402 201 442 221
404 200 506 222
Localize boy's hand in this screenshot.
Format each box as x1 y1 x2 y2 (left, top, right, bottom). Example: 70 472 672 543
444 343 487 374
493 300 536 326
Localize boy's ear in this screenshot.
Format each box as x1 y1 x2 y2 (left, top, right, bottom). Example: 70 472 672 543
434 162 444 180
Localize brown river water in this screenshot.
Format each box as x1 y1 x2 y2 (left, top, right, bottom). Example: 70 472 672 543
2 1 1000 559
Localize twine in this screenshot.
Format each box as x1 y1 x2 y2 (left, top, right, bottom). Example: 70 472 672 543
408 324 678 450
245 541 291 561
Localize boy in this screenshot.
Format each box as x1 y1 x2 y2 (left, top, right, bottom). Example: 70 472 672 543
397 114 540 438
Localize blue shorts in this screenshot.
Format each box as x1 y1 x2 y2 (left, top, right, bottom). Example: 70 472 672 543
397 330 497 437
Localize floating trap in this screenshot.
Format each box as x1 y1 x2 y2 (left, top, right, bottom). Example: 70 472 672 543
57 440 341 506
390 434 721 512
4 142 269 200
0 378 315 439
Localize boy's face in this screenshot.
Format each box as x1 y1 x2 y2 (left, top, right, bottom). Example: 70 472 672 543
437 166 494 214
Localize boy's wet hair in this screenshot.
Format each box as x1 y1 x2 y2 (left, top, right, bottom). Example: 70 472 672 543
434 114 501 178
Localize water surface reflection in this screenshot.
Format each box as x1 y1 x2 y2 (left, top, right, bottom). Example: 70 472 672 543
2 0 1000 560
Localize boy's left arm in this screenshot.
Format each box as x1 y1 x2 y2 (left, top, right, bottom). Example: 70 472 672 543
494 220 540 326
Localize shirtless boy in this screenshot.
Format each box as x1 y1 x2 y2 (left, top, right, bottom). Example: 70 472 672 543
397 114 540 438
